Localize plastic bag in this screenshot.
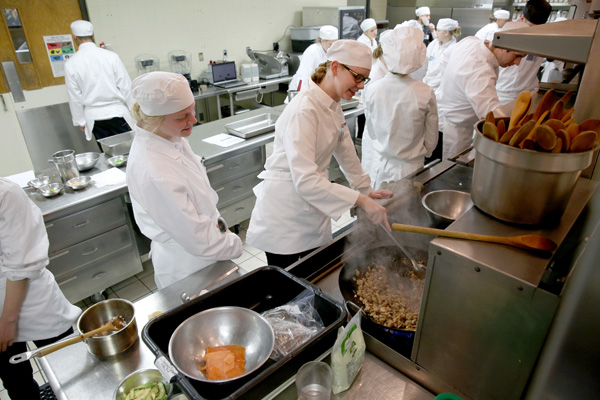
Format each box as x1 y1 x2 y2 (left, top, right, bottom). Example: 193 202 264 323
331 310 365 394
262 289 324 360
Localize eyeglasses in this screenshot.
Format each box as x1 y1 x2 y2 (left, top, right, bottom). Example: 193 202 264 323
340 64 371 85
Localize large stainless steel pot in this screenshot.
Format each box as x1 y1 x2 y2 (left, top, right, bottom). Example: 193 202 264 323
472 119 596 225
77 298 138 357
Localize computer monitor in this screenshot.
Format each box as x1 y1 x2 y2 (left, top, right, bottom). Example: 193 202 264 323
212 61 237 84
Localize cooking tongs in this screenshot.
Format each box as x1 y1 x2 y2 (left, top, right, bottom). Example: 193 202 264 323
180 266 239 303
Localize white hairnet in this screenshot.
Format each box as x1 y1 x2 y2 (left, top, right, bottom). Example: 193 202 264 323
327 40 372 70
319 25 338 40
360 18 376 32
416 7 431 17
70 20 93 37
494 10 510 20
437 18 459 31
132 72 195 117
382 27 426 75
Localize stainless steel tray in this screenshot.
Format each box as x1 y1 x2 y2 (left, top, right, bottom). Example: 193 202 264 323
341 98 359 111
225 113 278 139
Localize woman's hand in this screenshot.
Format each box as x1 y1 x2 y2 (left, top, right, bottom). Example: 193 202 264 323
0 318 17 352
368 189 393 200
356 194 391 230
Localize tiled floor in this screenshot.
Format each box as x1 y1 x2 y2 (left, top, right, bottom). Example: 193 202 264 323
0 211 356 400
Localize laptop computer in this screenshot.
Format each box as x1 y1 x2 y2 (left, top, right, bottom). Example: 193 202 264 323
212 61 247 89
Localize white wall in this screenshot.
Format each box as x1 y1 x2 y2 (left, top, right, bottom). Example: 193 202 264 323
0 0 347 177
87 0 347 80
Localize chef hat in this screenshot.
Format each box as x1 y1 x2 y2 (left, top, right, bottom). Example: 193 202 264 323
132 72 194 117
436 18 459 31
382 26 426 75
415 7 431 17
327 40 372 70
398 20 421 30
523 0 552 25
319 25 338 40
494 10 510 20
70 20 93 37
360 18 377 32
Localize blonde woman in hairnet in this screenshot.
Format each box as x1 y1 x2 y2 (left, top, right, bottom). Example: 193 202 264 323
475 9 511 42
357 18 378 52
247 40 393 268
126 72 242 289
423 18 461 91
364 27 438 189
288 25 338 93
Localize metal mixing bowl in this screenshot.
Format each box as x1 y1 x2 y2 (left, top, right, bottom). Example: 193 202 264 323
422 190 474 226
75 152 100 171
168 306 275 383
108 155 128 167
28 176 50 189
66 176 92 190
113 369 171 400
38 183 64 198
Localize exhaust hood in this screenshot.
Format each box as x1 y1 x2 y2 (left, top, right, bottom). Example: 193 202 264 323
491 19 597 64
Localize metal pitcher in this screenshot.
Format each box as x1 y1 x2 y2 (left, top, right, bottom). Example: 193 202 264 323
51 150 79 183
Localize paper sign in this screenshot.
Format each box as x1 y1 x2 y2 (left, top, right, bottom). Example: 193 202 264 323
202 133 245 147
43 34 74 77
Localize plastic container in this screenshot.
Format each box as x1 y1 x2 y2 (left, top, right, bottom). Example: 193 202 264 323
142 266 346 400
472 119 596 225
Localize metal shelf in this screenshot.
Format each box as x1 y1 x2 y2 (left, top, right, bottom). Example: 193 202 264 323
492 19 597 63
513 2 573 6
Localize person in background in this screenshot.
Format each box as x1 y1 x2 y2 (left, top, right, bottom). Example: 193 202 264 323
247 40 393 268
541 17 568 83
436 36 526 159
364 27 438 188
423 18 461 92
495 0 552 104
288 25 338 93
64 20 134 148
415 6 436 46
360 30 392 182
0 178 81 400
475 9 511 42
126 72 242 289
398 20 429 81
357 18 378 52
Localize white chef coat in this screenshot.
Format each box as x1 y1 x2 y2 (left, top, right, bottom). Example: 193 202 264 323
357 34 378 52
126 127 242 289
247 80 372 254
541 59 564 83
364 73 438 189
475 22 499 42
423 37 457 91
288 43 327 92
64 42 135 140
437 37 502 159
0 178 80 342
496 21 543 104
361 59 387 179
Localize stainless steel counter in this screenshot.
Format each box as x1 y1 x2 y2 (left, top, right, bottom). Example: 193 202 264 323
40 259 433 400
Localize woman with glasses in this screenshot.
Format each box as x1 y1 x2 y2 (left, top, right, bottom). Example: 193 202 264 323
364 27 438 189
247 40 392 268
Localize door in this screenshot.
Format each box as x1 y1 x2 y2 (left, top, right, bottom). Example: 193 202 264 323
0 0 82 92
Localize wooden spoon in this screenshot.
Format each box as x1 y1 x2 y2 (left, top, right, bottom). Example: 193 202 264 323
533 89 556 122
497 119 507 138
558 90 574 106
509 91 531 130
485 111 495 125
556 129 571 152
500 126 520 144
566 123 579 140
391 223 557 252
550 100 564 120
9 316 127 364
534 125 558 151
570 131 598 153
483 122 499 141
